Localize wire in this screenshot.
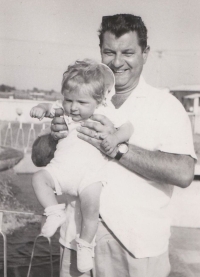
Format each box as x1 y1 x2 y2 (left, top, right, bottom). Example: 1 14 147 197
0 209 42 216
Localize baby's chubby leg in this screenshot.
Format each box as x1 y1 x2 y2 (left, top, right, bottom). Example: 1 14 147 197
32 170 66 237
32 170 58 207
79 182 102 243
76 182 102 273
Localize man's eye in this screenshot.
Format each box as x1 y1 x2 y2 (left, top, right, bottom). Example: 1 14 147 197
124 53 133 57
104 52 114 56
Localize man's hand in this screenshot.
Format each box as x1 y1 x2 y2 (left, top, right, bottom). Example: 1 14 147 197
51 108 68 140
76 114 118 158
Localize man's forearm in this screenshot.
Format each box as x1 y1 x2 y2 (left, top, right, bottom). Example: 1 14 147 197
119 144 195 188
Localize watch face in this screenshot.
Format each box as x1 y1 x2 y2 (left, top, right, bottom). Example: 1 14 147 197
119 143 129 154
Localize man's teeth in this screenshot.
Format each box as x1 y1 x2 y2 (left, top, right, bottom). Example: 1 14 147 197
114 69 127 73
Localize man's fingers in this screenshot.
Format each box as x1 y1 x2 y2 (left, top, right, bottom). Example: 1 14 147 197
77 133 101 149
51 116 66 125
51 123 68 132
77 132 117 158
80 121 105 133
90 114 113 126
54 108 64 116
80 115 115 134
77 126 101 138
51 131 68 140
51 116 68 132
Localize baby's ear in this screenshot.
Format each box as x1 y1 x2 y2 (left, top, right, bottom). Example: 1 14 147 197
101 100 107 107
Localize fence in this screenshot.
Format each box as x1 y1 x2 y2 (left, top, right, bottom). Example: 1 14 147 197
0 211 54 277
0 120 50 153
188 113 200 134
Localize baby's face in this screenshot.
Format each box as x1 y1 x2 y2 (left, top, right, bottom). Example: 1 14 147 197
62 88 98 122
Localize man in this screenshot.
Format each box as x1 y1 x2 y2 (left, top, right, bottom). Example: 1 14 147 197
32 14 196 277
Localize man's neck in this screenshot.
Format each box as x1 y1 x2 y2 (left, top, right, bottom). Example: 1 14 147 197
112 81 139 109
112 89 133 109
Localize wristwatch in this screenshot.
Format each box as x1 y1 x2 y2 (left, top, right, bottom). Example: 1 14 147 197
115 142 129 160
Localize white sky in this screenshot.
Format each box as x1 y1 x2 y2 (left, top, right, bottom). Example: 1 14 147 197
0 0 200 91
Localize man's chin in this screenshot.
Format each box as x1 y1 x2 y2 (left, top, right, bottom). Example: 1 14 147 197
115 82 129 92
115 76 129 87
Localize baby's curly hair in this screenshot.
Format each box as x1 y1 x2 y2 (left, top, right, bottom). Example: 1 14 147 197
61 59 110 104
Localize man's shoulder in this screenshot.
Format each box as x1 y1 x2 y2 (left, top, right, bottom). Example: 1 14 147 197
144 81 179 105
139 79 187 118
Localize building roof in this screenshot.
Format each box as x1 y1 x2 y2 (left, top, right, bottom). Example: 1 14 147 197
184 93 200 99
170 85 200 91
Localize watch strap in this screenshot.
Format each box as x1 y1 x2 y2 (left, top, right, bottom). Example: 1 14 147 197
115 150 123 161
115 142 129 161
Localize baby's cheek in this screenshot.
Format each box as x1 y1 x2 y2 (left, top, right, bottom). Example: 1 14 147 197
63 105 69 114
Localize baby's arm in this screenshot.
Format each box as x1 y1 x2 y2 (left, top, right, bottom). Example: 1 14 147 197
101 121 133 154
30 103 54 120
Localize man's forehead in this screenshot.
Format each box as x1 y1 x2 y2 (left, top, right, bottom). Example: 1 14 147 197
101 31 139 49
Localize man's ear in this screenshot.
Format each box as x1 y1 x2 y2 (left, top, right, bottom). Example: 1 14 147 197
100 47 103 59
143 45 150 64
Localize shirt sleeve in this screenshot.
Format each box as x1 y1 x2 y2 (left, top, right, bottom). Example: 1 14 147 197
50 100 63 117
157 94 197 160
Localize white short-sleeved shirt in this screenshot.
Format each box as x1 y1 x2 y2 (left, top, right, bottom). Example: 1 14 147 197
60 77 196 258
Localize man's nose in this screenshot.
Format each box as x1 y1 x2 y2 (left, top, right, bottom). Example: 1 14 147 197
112 54 124 68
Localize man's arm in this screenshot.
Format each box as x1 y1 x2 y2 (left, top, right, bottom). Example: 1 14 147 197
118 144 195 188
76 114 195 188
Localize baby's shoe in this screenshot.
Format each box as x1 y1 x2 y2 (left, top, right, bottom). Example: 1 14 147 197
41 204 66 238
76 237 94 273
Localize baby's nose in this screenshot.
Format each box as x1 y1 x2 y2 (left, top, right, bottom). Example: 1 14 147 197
71 102 78 111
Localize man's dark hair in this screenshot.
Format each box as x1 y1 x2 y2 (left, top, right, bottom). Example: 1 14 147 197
98 14 148 52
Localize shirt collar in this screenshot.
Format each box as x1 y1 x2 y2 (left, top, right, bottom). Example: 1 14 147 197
129 76 149 98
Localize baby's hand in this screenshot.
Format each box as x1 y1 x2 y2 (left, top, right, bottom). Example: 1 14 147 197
30 106 46 121
100 133 117 155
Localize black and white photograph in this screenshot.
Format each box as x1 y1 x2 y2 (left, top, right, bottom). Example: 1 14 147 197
0 0 200 276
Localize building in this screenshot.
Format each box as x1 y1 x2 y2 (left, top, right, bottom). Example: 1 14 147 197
170 85 200 134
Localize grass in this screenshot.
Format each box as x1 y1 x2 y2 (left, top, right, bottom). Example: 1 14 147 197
0 170 41 234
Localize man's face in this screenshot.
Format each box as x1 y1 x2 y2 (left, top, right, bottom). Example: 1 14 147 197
101 31 149 93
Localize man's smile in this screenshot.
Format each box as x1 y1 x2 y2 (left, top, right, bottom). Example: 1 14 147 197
112 69 129 74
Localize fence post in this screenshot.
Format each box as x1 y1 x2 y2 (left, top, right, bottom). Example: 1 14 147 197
0 212 7 277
